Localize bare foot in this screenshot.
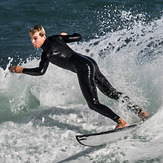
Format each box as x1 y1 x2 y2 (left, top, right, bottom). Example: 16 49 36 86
115 118 128 129
138 110 149 121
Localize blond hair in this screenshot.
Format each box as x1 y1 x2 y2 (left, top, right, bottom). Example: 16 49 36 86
29 25 46 37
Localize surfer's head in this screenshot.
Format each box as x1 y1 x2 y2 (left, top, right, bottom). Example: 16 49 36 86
29 25 46 37
29 25 46 49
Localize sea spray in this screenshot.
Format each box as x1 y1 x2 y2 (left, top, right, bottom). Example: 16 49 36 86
0 6 163 162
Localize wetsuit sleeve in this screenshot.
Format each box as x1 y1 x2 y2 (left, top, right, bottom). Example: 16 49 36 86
23 51 51 76
61 33 82 43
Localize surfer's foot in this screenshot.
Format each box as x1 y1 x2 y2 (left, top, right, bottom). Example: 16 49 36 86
115 118 128 129
138 110 149 121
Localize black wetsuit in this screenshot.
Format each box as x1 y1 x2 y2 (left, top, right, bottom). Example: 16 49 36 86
23 33 140 122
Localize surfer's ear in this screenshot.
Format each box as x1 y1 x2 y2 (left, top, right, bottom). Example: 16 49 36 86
42 35 46 40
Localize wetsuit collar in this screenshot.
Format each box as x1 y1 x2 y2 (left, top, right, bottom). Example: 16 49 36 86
41 38 47 50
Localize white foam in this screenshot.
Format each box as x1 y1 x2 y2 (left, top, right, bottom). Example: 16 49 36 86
0 13 163 163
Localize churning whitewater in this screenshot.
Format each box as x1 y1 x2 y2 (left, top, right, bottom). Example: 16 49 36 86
0 6 163 163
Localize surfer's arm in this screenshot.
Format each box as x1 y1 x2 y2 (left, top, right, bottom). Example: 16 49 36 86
10 51 51 76
22 52 50 76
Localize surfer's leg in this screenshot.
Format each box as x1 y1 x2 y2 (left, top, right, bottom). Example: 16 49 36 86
88 58 122 100
94 70 122 100
76 61 126 124
85 57 148 121
86 57 148 121
121 96 149 120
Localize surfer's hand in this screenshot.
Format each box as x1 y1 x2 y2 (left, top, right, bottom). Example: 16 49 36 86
138 110 149 121
10 66 23 73
60 32 68 36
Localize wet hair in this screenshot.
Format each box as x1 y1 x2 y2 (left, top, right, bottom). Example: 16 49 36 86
29 25 46 37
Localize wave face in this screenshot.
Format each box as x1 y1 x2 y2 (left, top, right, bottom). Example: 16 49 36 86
0 0 163 162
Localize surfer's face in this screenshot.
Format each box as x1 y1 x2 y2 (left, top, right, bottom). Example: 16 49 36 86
30 31 46 49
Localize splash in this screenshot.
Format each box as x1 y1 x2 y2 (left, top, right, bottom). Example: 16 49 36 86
0 9 163 163
0 14 163 120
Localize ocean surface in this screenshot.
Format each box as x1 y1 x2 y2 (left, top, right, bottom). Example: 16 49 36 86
0 0 163 162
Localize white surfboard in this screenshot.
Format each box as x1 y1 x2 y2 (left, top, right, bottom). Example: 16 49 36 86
76 124 138 147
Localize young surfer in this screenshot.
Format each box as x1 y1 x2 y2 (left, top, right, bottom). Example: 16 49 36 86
10 25 149 129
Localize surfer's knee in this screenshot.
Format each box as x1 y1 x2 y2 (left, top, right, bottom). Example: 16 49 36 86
87 100 100 111
110 91 122 100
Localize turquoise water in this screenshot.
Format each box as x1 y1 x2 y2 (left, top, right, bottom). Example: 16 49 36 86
0 0 163 162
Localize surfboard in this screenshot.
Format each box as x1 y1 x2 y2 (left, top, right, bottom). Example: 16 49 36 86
76 124 138 147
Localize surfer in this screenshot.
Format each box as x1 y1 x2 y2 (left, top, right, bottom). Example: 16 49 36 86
10 25 149 129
